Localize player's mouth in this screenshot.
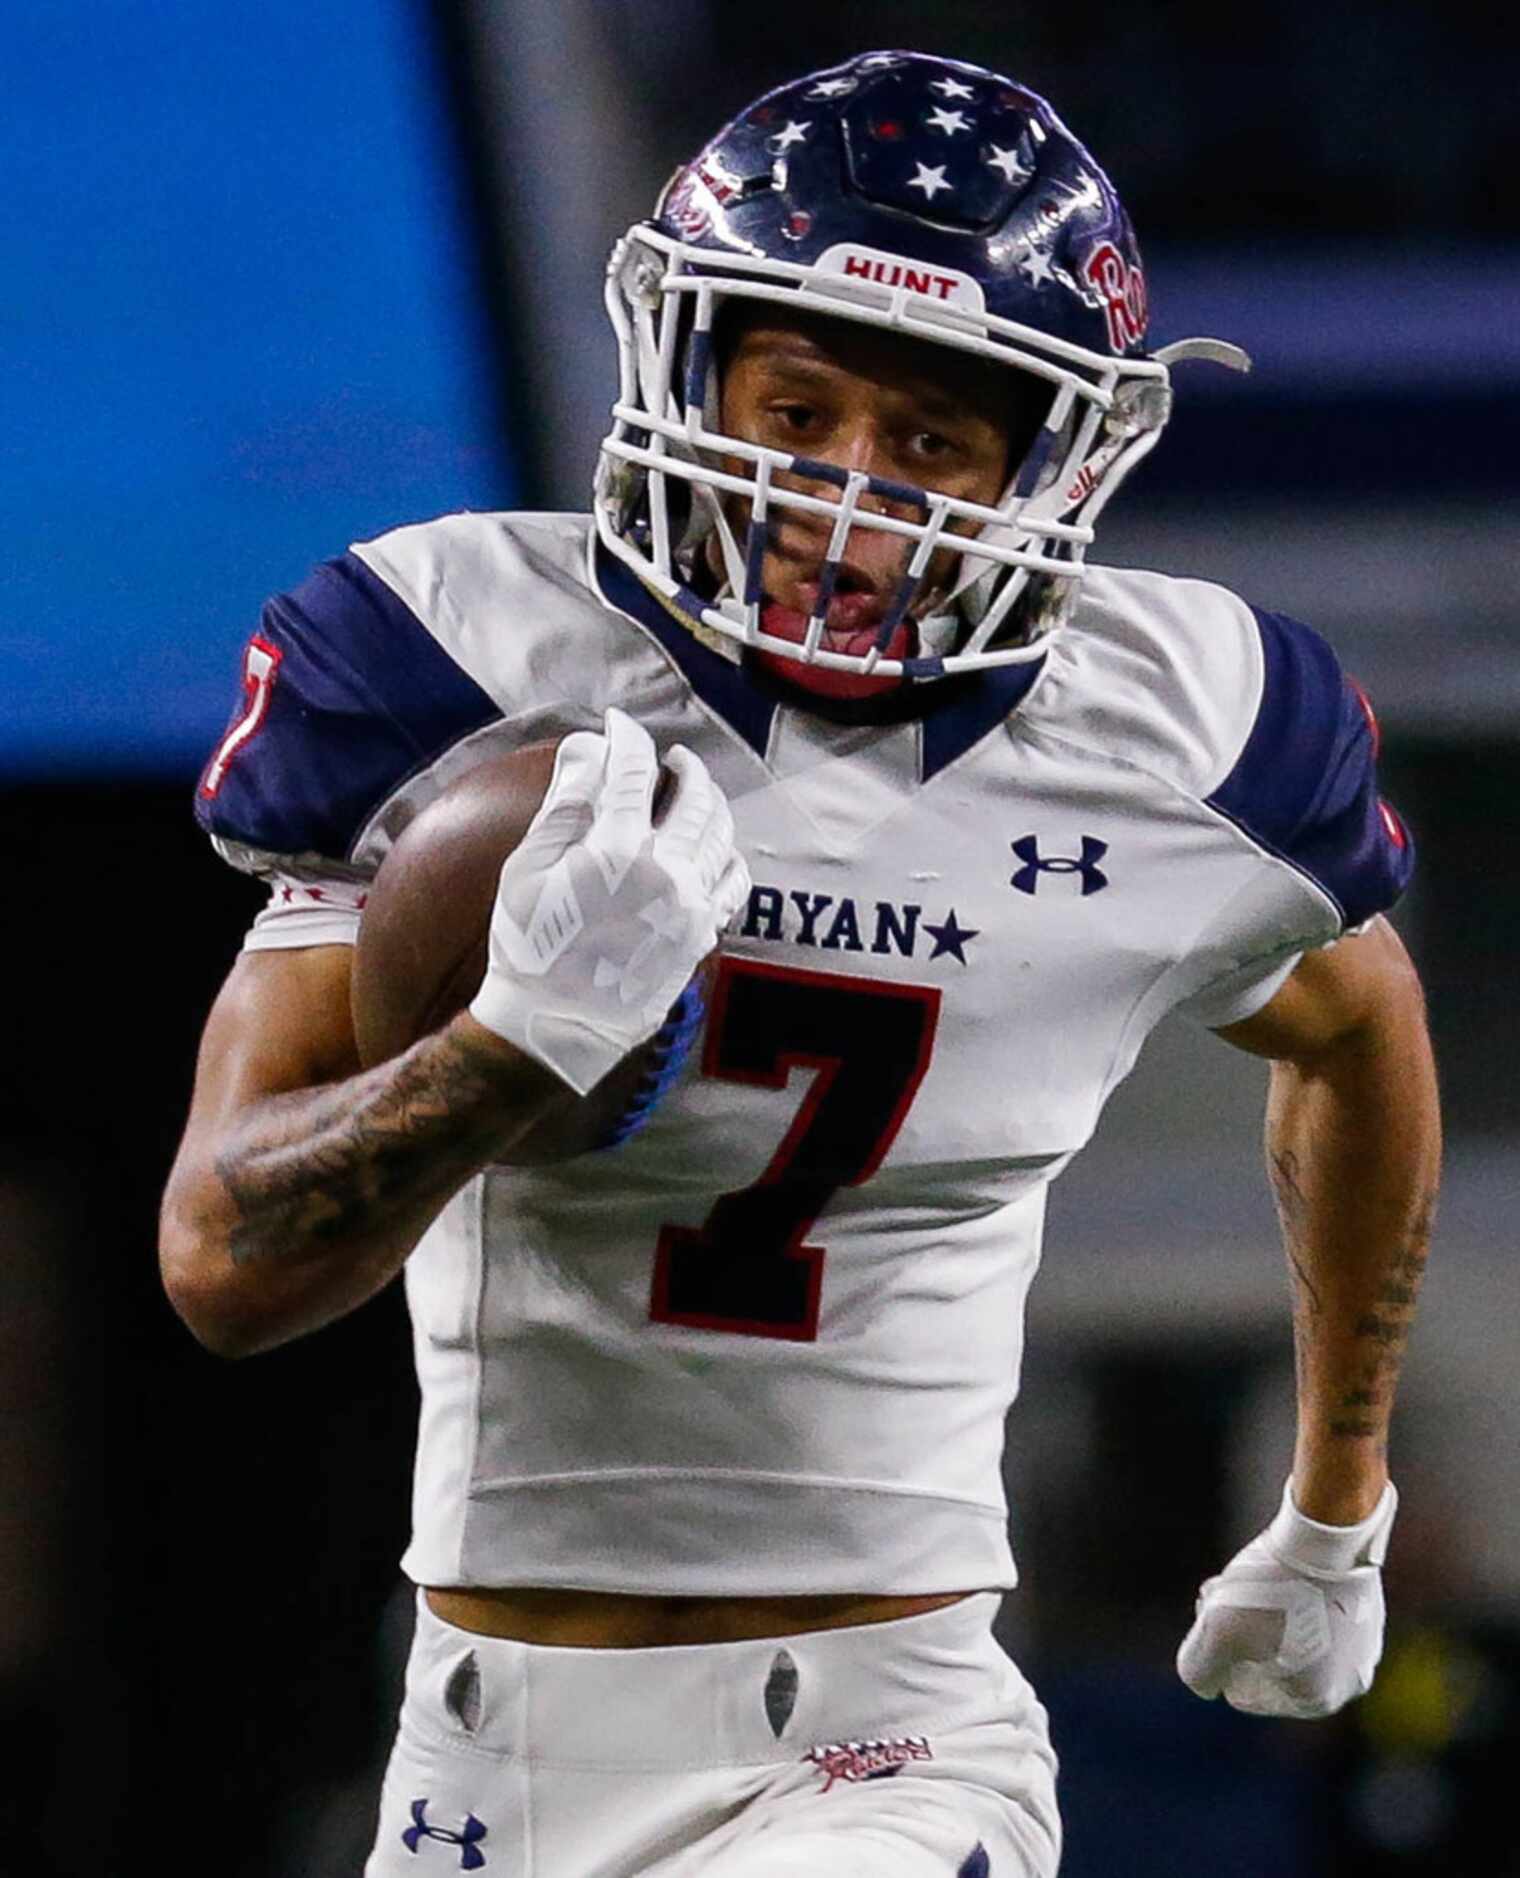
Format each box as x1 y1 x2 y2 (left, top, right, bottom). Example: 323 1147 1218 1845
756 574 916 698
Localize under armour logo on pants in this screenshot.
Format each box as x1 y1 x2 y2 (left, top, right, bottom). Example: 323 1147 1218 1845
403 1799 487 1869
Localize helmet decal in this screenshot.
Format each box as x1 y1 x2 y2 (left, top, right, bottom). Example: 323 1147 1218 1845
1083 241 1149 351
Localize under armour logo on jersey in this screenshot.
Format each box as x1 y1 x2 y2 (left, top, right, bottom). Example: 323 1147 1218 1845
1010 834 1109 896
403 1800 487 1869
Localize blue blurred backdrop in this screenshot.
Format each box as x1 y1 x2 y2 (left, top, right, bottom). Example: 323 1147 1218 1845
2 0 514 777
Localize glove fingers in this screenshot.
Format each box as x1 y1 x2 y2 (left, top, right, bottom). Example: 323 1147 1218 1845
508 729 604 870
1224 1662 1308 1718
700 792 738 894
476 714 744 1096
583 708 658 892
1178 1482 1395 1721
1177 1604 1286 1699
1175 1614 1230 1700
712 851 752 936
548 726 607 799
654 744 722 868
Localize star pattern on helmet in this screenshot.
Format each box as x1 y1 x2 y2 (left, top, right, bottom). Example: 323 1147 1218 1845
807 77 856 98
930 76 976 100
1017 243 1056 286
925 106 971 136
907 162 952 202
923 909 979 964
985 144 1027 183
771 119 811 150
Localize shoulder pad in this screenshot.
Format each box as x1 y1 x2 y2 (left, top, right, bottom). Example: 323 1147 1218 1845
195 550 499 868
1206 608 1414 930
1032 568 1267 796
350 511 596 692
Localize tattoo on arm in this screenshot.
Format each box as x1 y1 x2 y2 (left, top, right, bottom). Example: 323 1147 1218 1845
1271 1148 1325 1345
215 1024 538 1266
1271 1122 1436 1451
1331 1196 1434 1441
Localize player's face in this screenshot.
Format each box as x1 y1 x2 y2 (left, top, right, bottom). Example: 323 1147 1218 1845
716 308 1034 698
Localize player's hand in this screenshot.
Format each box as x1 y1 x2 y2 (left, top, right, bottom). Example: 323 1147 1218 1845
470 707 750 1094
1176 1478 1397 1719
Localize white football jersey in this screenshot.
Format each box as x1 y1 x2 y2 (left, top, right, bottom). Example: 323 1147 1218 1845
198 511 1412 1596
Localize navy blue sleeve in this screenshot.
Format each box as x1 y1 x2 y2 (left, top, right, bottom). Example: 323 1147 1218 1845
1206 609 1414 930
195 552 499 863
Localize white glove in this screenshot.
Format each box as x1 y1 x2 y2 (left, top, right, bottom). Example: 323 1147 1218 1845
1176 1478 1397 1719
469 708 750 1094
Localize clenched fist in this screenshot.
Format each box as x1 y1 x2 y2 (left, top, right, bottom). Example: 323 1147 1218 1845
1177 1479 1397 1719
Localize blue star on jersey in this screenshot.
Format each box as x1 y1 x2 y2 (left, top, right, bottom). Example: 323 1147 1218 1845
923 910 979 963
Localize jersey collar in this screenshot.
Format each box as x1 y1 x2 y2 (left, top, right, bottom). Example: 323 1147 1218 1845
591 540 1044 782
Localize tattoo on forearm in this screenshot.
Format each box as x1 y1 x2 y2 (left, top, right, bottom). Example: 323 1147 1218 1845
215 1027 536 1266
1326 1190 1435 1446
1287 1249 1323 1316
1272 1150 1325 1385
1269 1148 1308 1238
1271 1094 1437 1453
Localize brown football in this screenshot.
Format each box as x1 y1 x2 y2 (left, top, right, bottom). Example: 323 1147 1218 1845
351 739 706 1164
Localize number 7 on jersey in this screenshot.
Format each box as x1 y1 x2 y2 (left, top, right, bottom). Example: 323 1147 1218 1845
200 635 283 798
650 957 941 1341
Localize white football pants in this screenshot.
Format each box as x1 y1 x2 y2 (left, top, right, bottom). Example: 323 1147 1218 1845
364 1590 1059 1876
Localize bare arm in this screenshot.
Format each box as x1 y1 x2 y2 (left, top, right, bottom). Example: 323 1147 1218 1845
159 944 568 1358
1216 916 1441 1524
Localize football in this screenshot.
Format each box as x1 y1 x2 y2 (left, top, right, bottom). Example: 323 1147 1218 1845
351 739 707 1164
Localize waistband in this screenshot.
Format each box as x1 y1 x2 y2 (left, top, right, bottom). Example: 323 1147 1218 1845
406 1588 1027 1771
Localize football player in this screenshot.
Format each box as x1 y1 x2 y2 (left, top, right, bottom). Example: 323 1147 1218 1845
160 50 1440 1877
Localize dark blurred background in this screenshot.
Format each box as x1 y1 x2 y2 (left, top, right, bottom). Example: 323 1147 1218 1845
6 1 1516 1871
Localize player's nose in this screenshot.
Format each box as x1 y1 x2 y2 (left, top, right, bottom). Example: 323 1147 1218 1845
780 422 923 576
804 418 917 506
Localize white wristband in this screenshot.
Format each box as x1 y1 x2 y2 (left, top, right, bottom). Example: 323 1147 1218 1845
1266 1477 1398 1576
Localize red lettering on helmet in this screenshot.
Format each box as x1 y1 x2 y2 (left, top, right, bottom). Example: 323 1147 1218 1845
839 254 962 302
1084 242 1148 350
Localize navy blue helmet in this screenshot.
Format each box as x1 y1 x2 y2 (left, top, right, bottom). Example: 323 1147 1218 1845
596 49 1244 683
